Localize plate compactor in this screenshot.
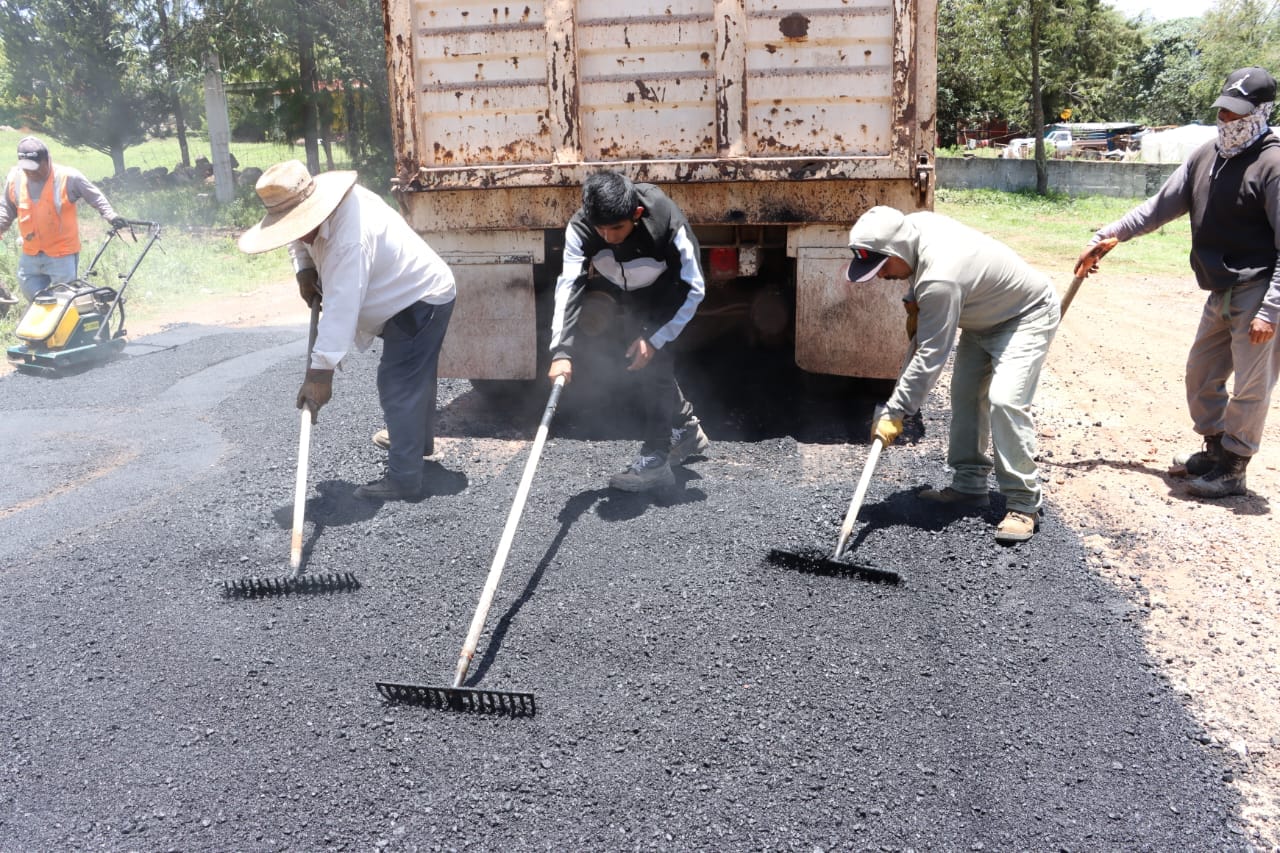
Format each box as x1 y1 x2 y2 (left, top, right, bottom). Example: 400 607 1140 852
7 220 161 375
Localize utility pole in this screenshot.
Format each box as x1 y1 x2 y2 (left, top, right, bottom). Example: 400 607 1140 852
203 52 236 204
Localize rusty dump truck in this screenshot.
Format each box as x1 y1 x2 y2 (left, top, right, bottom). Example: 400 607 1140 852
381 0 936 387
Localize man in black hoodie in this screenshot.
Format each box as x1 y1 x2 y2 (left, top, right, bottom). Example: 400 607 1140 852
548 171 708 491
1079 66 1280 499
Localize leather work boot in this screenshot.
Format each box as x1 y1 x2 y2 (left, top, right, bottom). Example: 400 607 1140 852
1170 433 1223 478
354 476 423 501
994 510 1038 543
918 485 990 508
669 419 710 465
371 428 436 460
608 451 675 492
1187 449 1249 498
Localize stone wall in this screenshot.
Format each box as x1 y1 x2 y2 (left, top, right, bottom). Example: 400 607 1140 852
936 157 1179 198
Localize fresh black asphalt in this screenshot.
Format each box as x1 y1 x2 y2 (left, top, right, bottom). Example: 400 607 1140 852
0 321 1248 850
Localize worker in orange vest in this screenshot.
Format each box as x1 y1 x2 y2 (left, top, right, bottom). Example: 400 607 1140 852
0 136 127 301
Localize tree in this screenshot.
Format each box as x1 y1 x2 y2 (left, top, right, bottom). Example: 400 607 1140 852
0 0 158 175
1196 0 1280 111
937 0 1141 193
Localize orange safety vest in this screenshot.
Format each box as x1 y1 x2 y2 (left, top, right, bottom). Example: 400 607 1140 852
9 166 80 257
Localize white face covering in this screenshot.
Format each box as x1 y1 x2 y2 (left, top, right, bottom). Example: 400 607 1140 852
1217 101 1274 158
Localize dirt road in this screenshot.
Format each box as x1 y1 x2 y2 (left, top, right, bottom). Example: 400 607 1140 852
1040 267 1280 848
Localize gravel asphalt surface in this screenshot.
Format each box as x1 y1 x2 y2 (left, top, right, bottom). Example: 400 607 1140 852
0 320 1251 851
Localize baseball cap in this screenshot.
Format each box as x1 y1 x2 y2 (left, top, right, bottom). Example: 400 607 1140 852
16 136 48 171
846 247 889 283
1212 67 1278 114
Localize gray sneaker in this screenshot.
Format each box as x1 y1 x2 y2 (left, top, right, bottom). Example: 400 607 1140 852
669 420 709 464
608 452 675 492
1170 433 1222 478
372 428 436 460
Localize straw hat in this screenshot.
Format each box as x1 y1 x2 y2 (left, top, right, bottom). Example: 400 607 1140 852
238 160 358 254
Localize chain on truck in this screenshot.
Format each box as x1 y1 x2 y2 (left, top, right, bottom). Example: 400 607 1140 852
381 0 937 393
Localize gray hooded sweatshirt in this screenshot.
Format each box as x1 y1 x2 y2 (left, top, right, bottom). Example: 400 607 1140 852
848 207 1056 418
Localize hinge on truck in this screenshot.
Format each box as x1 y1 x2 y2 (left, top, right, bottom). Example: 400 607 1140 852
913 153 934 204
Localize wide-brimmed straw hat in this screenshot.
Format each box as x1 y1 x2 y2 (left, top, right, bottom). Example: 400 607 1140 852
238 160 358 254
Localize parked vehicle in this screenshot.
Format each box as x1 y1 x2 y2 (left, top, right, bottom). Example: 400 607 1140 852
381 0 938 384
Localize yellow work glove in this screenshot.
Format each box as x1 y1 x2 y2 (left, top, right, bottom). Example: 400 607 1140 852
872 414 904 446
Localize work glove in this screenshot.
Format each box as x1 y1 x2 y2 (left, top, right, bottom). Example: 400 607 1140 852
297 368 334 422
903 299 919 341
871 414 904 446
296 268 322 308
109 216 128 230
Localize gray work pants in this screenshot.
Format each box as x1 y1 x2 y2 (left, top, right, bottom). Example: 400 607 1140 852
1186 282 1280 457
947 296 1059 514
377 298 454 490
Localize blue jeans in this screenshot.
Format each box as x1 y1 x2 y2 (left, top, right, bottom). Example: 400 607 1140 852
17 252 79 299
377 298 454 490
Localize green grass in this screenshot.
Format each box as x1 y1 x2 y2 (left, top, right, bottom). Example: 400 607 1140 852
935 188 1191 279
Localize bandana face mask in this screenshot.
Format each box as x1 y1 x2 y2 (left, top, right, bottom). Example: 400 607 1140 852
1218 101 1274 158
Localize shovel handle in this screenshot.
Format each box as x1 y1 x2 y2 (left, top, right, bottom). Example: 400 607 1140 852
452 375 567 688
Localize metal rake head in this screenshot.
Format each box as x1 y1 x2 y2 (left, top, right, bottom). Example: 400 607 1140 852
766 548 901 585
375 681 536 716
220 572 361 599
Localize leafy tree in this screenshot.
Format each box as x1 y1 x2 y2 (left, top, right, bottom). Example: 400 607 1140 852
1116 17 1206 126
1195 0 1280 113
0 0 157 175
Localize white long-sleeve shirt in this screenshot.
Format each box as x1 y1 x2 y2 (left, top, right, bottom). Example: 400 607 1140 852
288 185 455 370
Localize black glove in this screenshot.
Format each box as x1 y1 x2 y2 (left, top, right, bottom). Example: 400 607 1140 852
296 268 322 308
110 216 128 230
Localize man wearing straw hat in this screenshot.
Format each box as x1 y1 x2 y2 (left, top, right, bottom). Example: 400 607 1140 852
239 160 456 501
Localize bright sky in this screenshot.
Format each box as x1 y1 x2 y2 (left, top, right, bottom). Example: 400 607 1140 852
1107 0 1214 20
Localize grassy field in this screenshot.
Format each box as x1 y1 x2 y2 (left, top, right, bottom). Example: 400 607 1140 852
0 131 1191 345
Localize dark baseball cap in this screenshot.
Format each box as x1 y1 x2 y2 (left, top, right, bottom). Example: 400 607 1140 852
1212 67 1278 114
846 247 889 283
16 136 48 171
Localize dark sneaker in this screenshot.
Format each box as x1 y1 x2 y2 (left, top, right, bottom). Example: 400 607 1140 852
608 452 675 492
1170 433 1222 478
1187 449 1249 498
994 511 1038 543
918 486 990 507
0 285 16 318
354 476 422 501
371 428 436 460
669 420 709 464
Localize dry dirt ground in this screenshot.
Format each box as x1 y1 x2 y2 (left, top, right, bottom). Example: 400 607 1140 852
1039 268 1280 850
9 270 1280 847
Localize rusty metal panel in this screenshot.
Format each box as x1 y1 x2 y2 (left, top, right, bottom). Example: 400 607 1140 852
411 1 554 166
576 1 718 159
795 246 908 379
746 0 896 156
437 263 537 380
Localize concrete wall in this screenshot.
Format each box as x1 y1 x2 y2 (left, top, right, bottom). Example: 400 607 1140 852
937 157 1179 198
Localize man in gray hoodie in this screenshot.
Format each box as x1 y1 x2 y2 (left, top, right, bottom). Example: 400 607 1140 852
848 205 1060 543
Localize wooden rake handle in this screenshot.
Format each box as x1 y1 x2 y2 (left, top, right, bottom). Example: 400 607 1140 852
452 375 566 688
1061 237 1119 318
289 300 321 573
